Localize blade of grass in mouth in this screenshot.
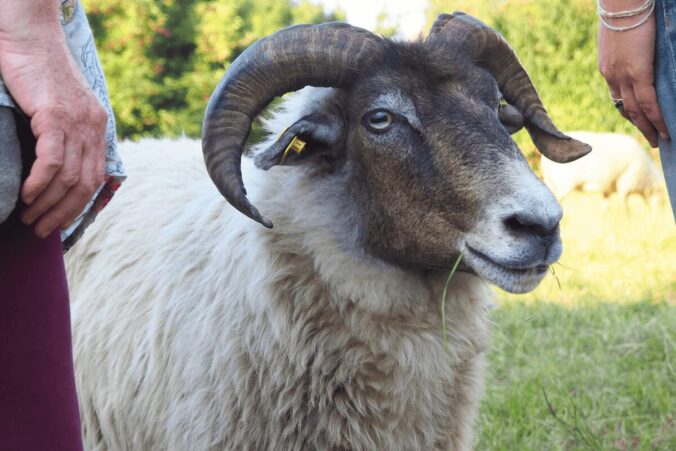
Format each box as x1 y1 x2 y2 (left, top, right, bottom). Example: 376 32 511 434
441 253 463 352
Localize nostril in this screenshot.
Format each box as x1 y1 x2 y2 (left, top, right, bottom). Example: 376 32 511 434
504 213 559 241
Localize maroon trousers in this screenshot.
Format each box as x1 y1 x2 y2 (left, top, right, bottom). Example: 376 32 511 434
0 111 84 451
0 212 84 451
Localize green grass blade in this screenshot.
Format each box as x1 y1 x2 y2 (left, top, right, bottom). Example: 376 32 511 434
441 253 463 352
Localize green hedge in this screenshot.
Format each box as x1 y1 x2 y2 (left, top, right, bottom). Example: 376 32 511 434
83 0 343 139
85 0 640 152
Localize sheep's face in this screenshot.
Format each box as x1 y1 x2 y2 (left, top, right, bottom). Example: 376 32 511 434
257 63 563 294
209 21 590 294
351 69 562 293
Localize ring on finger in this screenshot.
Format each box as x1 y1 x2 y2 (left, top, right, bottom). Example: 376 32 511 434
610 94 624 109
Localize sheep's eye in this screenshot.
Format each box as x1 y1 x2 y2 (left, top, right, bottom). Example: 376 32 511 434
364 110 394 133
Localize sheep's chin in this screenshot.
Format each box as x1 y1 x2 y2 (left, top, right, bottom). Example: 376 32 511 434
462 245 549 294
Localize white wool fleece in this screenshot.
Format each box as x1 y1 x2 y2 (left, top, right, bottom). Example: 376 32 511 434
67 126 494 450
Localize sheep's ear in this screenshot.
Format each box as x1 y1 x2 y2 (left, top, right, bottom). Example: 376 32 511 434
499 101 524 135
255 113 343 170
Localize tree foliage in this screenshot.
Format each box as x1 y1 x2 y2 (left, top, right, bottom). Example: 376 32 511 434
85 0 638 149
83 0 343 139
426 0 639 157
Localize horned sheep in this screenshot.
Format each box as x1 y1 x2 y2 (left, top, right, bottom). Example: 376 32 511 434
540 131 663 204
65 13 590 451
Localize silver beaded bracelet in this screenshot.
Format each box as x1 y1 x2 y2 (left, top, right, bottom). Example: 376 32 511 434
598 0 655 31
597 0 654 19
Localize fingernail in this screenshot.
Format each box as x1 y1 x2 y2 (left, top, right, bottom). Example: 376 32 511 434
660 132 669 140
21 213 34 225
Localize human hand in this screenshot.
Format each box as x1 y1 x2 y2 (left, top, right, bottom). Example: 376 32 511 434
0 1 107 238
598 1 669 148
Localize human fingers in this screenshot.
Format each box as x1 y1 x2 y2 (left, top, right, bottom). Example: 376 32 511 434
31 121 106 237
22 140 83 227
608 82 632 122
606 79 622 103
58 135 106 230
620 84 659 147
633 82 670 140
33 100 106 237
20 128 65 205
34 141 102 238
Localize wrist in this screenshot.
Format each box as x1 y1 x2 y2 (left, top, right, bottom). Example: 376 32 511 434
0 0 62 49
598 0 655 32
599 0 650 9
603 13 654 29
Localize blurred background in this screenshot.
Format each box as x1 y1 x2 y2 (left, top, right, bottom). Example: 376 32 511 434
83 0 674 448
84 0 634 143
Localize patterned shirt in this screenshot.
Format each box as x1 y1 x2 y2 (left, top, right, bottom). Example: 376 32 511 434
0 0 125 250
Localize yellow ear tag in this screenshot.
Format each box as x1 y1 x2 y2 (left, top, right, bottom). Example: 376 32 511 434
279 135 307 164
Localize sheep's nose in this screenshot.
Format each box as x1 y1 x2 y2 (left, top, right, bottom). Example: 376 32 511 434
503 208 562 244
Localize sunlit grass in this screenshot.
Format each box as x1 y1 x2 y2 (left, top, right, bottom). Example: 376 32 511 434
478 193 675 449
501 192 675 307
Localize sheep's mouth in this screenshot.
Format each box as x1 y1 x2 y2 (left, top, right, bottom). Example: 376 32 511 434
463 245 549 294
466 246 549 273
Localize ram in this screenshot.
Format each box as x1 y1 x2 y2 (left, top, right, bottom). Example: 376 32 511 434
540 131 663 204
66 13 589 451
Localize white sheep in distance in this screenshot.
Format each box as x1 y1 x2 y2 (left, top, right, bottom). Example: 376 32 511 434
65 14 590 451
540 131 664 204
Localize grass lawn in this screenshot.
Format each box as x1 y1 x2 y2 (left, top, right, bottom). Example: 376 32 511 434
477 193 675 450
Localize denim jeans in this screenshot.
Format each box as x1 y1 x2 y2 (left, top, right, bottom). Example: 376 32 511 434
655 0 676 220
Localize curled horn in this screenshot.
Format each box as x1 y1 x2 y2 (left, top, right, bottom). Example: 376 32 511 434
202 23 384 228
426 12 591 163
